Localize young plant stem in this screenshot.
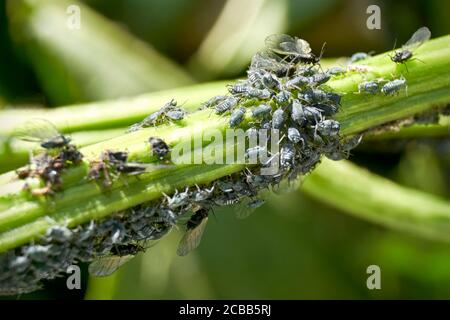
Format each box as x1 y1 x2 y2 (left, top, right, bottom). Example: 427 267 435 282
0 35 449 252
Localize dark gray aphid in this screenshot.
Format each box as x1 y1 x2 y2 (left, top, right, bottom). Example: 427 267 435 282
228 82 249 95
381 78 407 96
327 66 346 76
287 127 304 144
348 52 370 63
177 209 209 256
285 75 311 89
312 103 338 117
272 109 285 129
358 81 380 94
316 119 340 136
149 137 170 159
215 96 239 114
309 72 330 85
230 107 246 128
262 72 281 89
246 88 272 100
290 100 305 125
275 90 291 105
164 188 191 210
166 109 186 121
201 95 227 110
252 104 272 118
280 143 296 170
265 34 320 64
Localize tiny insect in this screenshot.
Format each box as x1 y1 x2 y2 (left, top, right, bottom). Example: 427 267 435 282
390 26 431 65
285 75 311 89
148 137 170 159
201 95 227 110
309 72 330 86
127 99 181 131
312 103 337 117
88 160 112 188
316 119 340 136
290 100 305 125
261 72 281 89
280 142 296 170
115 162 148 175
164 188 191 209
229 107 246 128
166 109 186 121
177 208 209 256
272 108 285 129
287 127 304 144
88 242 147 277
252 104 272 118
358 81 380 94
215 96 239 114
191 185 215 203
246 88 272 100
348 52 370 64
274 90 291 105
14 119 71 149
327 66 346 76
16 167 32 179
227 82 249 95
381 77 407 96
265 34 321 64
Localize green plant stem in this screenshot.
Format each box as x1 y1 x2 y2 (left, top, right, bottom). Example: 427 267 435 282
0 35 449 252
304 159 450 242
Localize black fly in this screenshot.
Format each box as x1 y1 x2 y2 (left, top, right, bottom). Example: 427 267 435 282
14 119 71 149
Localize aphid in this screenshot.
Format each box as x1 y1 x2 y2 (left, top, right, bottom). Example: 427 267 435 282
16 167 31 179
274 90 291 105
148 137 170 159
177 208 209 256
348 52 370 64
60 144 83 164
28 185 54 197
215 96 238 114
164 188 191 209
316 119 340 136
302 89 327 103
116 162 148 175
200 95 227 110
245 146 267 163
325 92 341 106
285 75 311 89
127 99 180 131
290 100 305 125
227 82 249 95
261 72 281 89
390 27 431 65
252 104 272 118
88 160 112 188
327 66 346 76
192 185 215 203
346 64 371 73
280 142 296 170
107 151 128 164
229 107 246 128
166 109 186 121
14 119 71 149
23 245 50 263
246 88 272 100
287 127 303 144
381 78 407 96
272 109 285 129
358 81 380 94
309 72 330 86
88 243 146 277
46 226 73 243
265 34 320 64
9 256 30 273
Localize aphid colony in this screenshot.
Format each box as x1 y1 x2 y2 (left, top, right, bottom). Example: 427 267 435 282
14 119 83 196
1 33 370 295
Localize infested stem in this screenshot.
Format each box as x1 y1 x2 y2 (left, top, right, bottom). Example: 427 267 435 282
0 35 450 252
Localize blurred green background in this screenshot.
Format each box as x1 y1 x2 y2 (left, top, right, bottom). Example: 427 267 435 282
0 0 449 299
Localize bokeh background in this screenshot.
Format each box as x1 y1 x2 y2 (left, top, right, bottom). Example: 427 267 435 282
0 0 449 299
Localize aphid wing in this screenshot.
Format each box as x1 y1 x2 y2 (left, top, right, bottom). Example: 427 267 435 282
265 34 296 54
14 119 61 143
235 200 255 220
88 255 135 277
177 217 208 256
404 26 431 48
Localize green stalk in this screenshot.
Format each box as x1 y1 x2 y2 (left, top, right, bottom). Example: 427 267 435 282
304 159 450 242
0 35 449 252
